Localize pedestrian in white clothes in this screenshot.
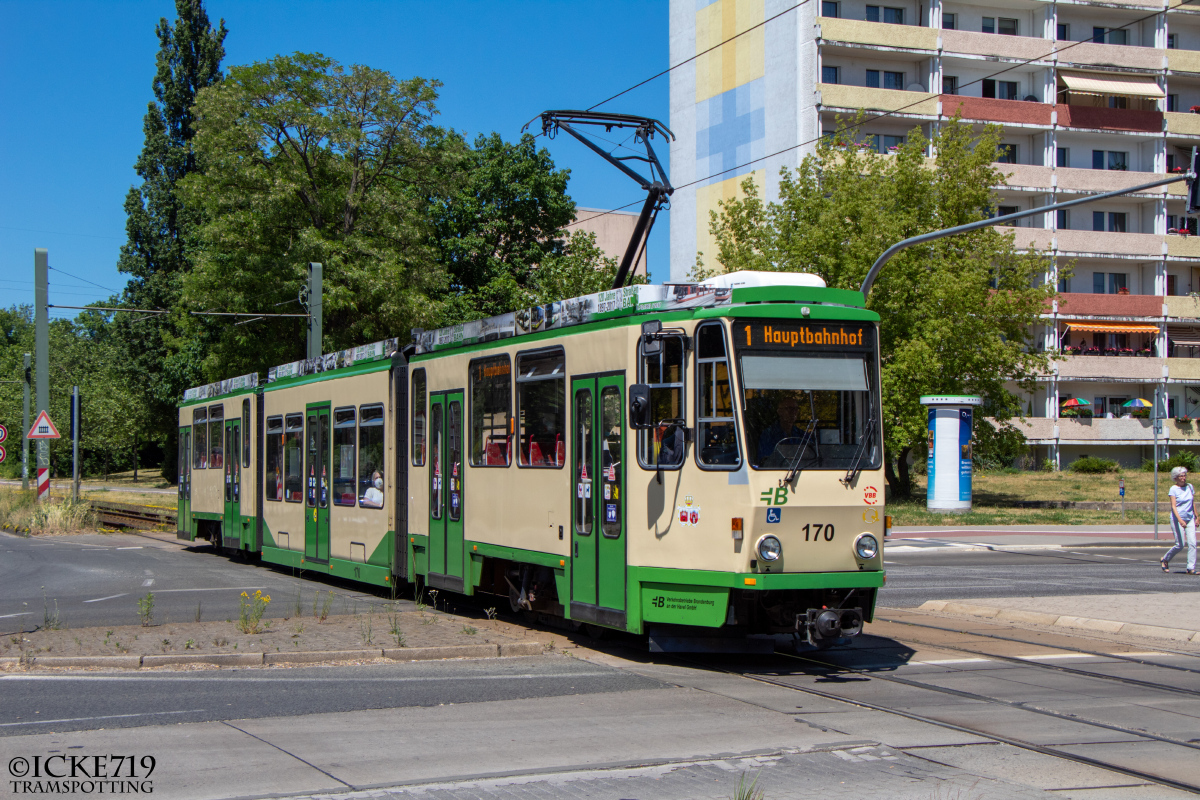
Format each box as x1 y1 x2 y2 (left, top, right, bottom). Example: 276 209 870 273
1162 466 1197 575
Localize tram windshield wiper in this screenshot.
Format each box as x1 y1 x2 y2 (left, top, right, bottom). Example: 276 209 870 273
780 419 820 487
840 416 876 487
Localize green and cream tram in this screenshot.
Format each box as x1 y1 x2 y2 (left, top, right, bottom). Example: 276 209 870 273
178 271 886 649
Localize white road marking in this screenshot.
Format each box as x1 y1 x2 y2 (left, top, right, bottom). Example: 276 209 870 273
915 658 993 665
1020 653 1107 661
141 579 154 587
0 612 33 619
116 546 143 550
82 594 128 604
0 710 203 727
148 586 266 594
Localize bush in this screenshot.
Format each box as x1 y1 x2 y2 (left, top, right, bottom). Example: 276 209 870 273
1141 450 1200 473
1039 457 1057 472
1069 456 1119 474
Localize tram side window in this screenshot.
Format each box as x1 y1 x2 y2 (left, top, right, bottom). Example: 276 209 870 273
469 355 511 466
242 398 251 468
265 416 283 501
192 407 208 469
412 368 426 466
209 405 224 470
284 414 304 502
637 335 686 469
517 348 565 468
696 323 741 468
359 404 385 508
332 407 356 506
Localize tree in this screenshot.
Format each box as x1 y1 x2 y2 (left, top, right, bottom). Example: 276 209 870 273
701 117 1057 497
180 52 456 379
115 0 227 483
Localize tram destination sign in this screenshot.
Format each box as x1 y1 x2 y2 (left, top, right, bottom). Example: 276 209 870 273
737 321 875 352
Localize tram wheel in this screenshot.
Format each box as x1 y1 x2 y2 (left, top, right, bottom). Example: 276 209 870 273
583 623 607 640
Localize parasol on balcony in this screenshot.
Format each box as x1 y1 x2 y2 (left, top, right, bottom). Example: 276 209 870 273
1061 398 1090 408
1123 398 1153 408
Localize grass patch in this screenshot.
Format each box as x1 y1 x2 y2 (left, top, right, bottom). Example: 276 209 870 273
0 488 96 534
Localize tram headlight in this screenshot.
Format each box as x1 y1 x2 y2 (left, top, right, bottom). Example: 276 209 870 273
855 534 879 560
756 535 782 562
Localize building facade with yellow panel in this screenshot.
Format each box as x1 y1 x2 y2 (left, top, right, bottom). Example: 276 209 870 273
670 0 1200 467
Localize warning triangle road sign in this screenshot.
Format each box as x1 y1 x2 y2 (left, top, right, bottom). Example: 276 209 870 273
28 410 61 440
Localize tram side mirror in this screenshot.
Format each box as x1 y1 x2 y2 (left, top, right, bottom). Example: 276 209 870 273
641 320 662 357
629 384 652 429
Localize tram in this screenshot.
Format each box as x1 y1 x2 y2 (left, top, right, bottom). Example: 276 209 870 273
177 271 886 649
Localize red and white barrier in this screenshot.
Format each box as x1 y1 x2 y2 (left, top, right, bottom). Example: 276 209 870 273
37 467 49 500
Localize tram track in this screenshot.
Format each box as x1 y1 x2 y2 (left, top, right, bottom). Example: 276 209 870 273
90 500 175 530
663 647 1200 796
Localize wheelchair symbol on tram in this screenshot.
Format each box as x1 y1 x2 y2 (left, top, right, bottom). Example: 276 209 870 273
766 508 781 524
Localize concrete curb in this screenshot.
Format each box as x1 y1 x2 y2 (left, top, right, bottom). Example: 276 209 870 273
7 642 547 670
917 600 1200 643
886 542 1166 554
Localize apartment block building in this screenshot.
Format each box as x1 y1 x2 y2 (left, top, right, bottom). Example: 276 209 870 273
669 0 1200 468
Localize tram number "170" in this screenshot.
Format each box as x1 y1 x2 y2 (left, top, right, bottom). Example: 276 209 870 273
802 523 835 542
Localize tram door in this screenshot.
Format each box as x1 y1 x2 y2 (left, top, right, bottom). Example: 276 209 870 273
177 428 190 538
427 391 465 589
570 375 627 625
304 404 331 562
223 419 241 546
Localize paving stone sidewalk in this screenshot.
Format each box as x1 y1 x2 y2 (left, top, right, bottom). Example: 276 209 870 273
280 747 1128 800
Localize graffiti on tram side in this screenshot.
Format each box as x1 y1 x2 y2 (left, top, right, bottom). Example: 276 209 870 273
640 583 728 627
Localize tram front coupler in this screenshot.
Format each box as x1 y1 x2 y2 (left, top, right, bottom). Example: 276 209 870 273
799 607 864 647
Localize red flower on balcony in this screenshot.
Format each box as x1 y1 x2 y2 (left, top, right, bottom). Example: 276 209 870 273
1191 105 1200 113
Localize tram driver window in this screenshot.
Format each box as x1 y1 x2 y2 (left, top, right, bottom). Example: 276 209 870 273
469 355 511 467
638 334 686 469
192 407 208 469
696 323 741 468
284 414 304 502
517 348 566 468
265 416 283 501
209 405 224 470
242 399 251 468
332 407 357 506
359 404 385 508
412 368 426 466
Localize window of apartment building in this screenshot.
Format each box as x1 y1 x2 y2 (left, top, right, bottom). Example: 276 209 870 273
1168 154 1177 171
1169 215 1198 235
1168 274 1179 296
942 75 959 94
821 0 839 17
1093 27 1128 45
1108 96 1129 109
866 5 904 23
995 145 1018 164
875 134 905 153
1092 150 1127 170
1057 209 1069 229
996 205 1019 221
982 79 1018 100
1092 212 1127 232
982 17 1018 35
1058 276 1070 292
1056 147 1069 168
866 70 904 89
1093 272 1128 293
822 66 840 84
1057 23 1070 41
1169 94 1179 112
982 17 994 33
942 12 956 29
1168 33 1177 49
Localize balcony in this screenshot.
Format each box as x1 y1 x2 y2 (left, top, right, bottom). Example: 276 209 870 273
817 84 938 115
941 95 1053 126
1015 417 1161 444
1166 111 1200 136
1055 292 1164 317
1167 49 1200 75
1056 166 1171 195
1057 42 1165 72
941 29 1052 61
1057 104 1164 133
817 18 937 51
1166 295 1200 319
1169 357 1200 379
1168 235 1200 258
1054 229 1165 257
1057 354 1164 380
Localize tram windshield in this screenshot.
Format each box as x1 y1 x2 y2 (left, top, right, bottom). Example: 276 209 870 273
733 319 881 472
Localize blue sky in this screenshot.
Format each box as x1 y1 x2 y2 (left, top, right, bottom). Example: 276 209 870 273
0 0 669 321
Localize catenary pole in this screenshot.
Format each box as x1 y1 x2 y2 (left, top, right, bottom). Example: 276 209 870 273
72 386 80 503
22 353 30 491
34 249 49 502
308 263 322 360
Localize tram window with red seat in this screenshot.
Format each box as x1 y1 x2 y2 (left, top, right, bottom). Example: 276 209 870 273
209 405 224 470
265 416 283 501
469 355 511 467
358 404 385 508
284 414 304 502
332 407 357 506
412 368 427 466
517 347 565 468
193 407 208 469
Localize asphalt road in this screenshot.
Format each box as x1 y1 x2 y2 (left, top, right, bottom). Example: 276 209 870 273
0 656 662 736
878 545 1199 607
0 530 405 634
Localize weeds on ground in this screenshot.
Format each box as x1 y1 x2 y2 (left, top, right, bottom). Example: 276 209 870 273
137 592 155 627
194 601 202 623
184 639 196 650
41 586 61 630
212 637 228 647
388 612 406 647
358 612 374 645
732 770 765 800
236 589 271 634
319 591 334 622
461 625 477 636
292 622 305 637
293 588 303 618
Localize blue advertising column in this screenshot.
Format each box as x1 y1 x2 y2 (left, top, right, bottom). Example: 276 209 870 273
920 395 984 513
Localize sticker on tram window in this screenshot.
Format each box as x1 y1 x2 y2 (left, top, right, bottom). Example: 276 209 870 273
577 482 584 498
606 465 615 481
604 484 611 500
584 483 591 499
760 487 790 506
605 504 618 523
766 508 781 524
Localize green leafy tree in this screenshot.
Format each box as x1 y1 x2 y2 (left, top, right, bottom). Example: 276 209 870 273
180 52 455 379
701 117 1056 496
115 0 227 483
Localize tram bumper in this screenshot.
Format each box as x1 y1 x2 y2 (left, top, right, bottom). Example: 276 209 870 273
800 607 863 647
